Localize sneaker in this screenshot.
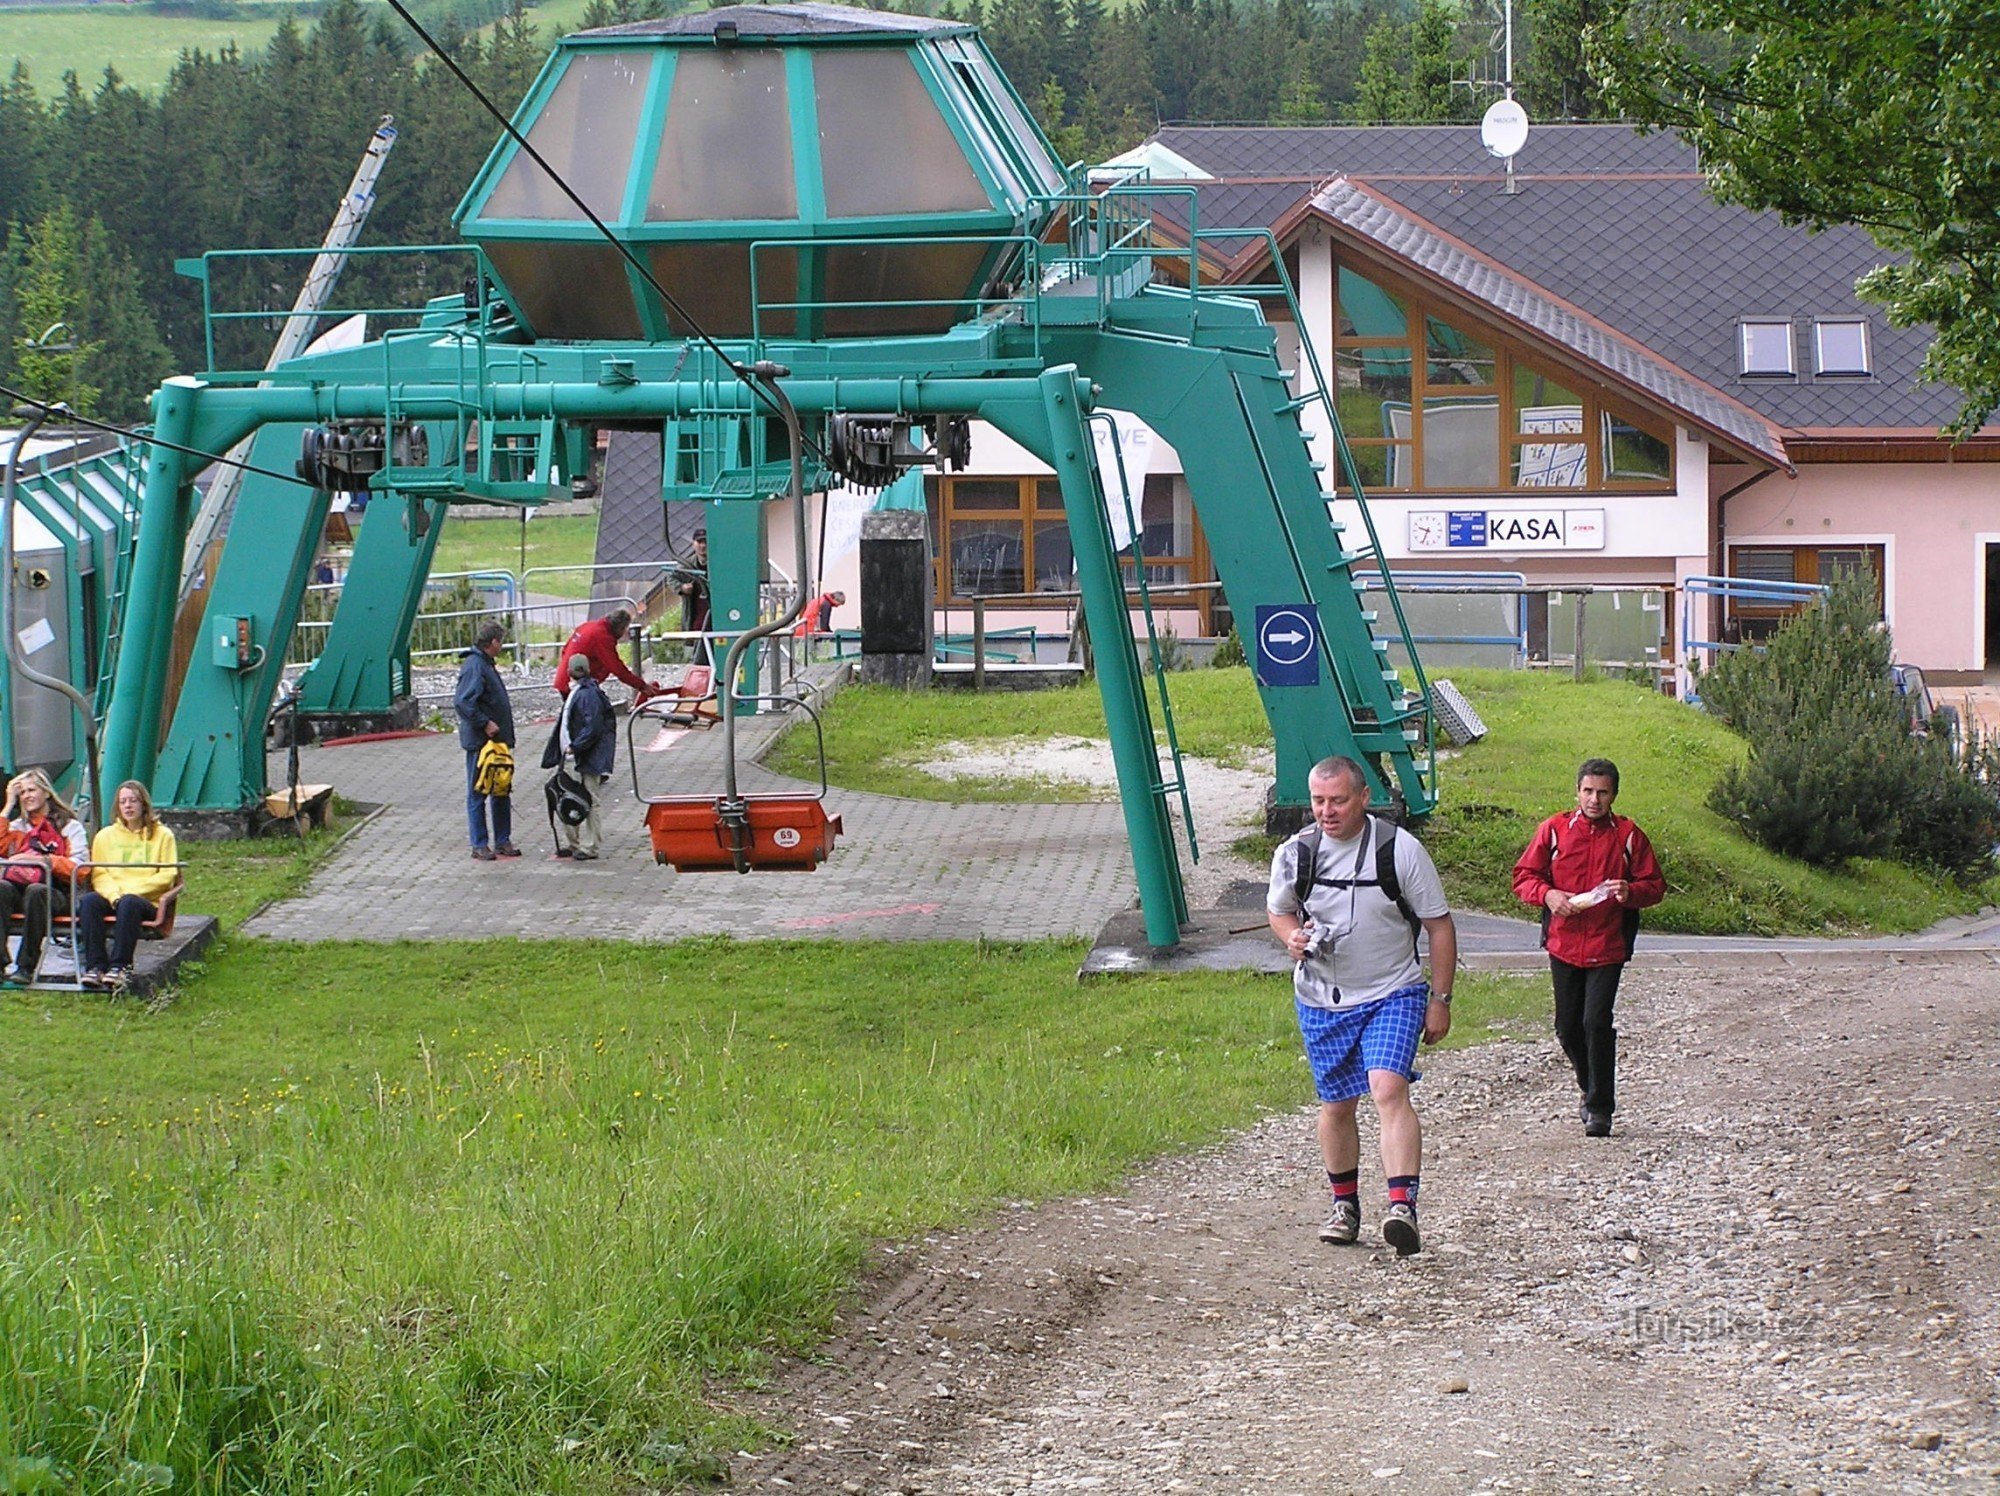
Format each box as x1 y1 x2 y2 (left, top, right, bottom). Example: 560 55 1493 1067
1 967 26 989
1584 1111 1613 1139
494 843 522 859
1382 1202 1422 1257
1318 1196 1361 1246
105 967 132 990
570 850 598 861
79 969 107 990
471 846 496 862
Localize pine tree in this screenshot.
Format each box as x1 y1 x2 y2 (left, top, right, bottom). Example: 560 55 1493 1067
74 213 172 423
1349 14 1407 122
11 205 104 417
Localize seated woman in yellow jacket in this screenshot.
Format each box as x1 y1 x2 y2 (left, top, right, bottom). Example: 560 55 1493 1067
77 780 180 990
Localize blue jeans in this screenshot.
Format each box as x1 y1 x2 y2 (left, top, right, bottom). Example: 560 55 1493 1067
465 746 513 849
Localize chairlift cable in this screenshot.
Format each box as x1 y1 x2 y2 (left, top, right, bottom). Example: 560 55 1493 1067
0 385 318 490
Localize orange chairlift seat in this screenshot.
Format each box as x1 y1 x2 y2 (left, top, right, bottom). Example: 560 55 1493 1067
629 690 841 874
648 663 721 728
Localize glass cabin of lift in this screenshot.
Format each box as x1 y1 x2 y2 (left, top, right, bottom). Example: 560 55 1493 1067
455 1 1070 343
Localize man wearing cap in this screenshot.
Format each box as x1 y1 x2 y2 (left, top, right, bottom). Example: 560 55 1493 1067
557 653 616 860
793 588 846 638
556 608 658 704
677 530 712 642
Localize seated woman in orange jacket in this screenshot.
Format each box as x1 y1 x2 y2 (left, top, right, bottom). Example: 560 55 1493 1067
0 769 85 985
76 780 180 991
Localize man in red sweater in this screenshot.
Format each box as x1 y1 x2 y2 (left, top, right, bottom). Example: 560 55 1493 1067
1512 758 1665 1138
556 609 659 702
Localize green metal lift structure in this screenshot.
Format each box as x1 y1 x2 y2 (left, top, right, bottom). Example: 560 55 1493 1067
4 2 1437 949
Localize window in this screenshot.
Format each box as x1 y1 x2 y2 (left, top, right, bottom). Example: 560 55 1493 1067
1727 544 1883 640
931 474 1208 607
1739 319 1796 377
1814 319 1870 377
1330 262 1674 492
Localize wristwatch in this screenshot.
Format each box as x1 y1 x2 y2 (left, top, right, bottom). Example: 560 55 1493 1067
1432 990 1453 1005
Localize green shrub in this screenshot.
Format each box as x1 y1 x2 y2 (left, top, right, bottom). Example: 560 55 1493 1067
1210 627 1245 669
1700 573 1997 880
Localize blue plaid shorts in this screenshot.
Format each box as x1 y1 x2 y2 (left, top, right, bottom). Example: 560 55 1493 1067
1295 983 1429 1103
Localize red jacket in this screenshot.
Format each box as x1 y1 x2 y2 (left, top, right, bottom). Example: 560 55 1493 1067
556 616 649 697
1512 810 1665 968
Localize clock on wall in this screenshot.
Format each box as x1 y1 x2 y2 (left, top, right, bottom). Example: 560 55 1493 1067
1409 511 1448 550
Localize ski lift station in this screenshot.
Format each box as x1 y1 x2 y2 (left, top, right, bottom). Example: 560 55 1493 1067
1 2 1439 950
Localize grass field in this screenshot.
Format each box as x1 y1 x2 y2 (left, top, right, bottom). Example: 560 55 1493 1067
771 666 2000 936
0 0 584 94
425 511 599 597
0 897 1545 1490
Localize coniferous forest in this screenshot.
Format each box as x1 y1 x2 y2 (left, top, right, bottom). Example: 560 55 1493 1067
0 0 1620 422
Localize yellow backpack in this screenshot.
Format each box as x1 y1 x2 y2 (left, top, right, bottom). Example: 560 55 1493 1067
474 739 515 798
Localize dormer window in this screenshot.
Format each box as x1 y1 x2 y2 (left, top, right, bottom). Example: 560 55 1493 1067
1814 318 1871 377
1739 319 1795 377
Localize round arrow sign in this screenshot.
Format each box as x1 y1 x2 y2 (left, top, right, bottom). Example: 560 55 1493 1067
1259 609 1315 665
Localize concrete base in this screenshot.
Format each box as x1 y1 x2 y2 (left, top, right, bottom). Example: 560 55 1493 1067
859 653 932 689
297 695 422 740
1082 879 1288 977
26 914 219 999
934 662 1088 692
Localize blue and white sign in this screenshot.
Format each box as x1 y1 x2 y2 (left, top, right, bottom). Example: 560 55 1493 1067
1254 605 1319 686
1408 508 1606 552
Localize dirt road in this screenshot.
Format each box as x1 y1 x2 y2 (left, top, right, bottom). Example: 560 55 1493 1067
737 959 2000 1494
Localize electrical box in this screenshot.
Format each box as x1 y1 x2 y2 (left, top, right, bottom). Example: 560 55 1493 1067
212 614 255 670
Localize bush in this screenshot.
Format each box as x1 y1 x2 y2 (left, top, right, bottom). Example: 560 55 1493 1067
1211 627 1245 669
1700 573 1997 880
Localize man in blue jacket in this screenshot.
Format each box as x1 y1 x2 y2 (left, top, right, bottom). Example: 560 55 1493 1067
558 653 616 861
453 621 518 861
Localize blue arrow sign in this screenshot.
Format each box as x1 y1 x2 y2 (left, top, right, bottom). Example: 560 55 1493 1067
1254 605 1319 686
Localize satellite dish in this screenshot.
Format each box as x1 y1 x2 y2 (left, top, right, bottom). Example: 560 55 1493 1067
1481 98 1530 159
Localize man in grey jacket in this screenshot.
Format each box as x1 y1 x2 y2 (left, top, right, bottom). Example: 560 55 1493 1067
558 653 616 861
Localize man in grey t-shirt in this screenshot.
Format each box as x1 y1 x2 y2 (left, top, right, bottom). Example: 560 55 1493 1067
1268 755 1457 1256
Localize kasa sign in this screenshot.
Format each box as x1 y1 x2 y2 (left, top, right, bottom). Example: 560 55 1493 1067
1407 508 1606 552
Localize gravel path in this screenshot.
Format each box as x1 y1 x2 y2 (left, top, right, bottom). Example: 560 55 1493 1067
735 960 2000 1494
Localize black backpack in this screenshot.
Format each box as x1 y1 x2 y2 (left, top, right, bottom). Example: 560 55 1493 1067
1291 812 1422 953
543 766 593 847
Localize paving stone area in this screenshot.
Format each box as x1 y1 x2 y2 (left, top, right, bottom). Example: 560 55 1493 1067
245 690 1137 945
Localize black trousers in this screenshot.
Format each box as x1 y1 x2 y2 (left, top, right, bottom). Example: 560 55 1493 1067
0 878 67 974
1550 956 1624 1116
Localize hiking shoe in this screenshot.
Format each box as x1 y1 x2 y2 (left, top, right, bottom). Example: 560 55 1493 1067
471 846 496 861
1382 1202 1422 1257
1584 1111 1613 1139
1318 1197 1361 1246
494 843 522 859
553 847 573 859
570 850 598 861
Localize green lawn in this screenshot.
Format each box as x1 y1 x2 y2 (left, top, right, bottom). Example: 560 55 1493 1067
0 0 580 94
773 666 2000 937
0 914 1537 1490
426 511 599 597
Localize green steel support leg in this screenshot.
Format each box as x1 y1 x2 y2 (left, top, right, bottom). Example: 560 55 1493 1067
1036 367 1188 946
154 422 333 809
298 482 448 717
102 378 200 792
705 498 766 710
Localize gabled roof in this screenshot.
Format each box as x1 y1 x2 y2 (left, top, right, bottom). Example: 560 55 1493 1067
1310 177 1789 468
1143 122 1965 441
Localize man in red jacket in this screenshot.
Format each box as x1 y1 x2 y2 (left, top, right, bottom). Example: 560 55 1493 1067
556 608 659 703
1512 758 1665 1138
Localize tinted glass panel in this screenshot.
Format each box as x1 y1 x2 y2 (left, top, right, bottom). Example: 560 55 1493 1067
1336 345 1412 444
1425 317 1495 386
1732 548 1798 585
1034 479 1064 512
1338 267 1407 338
1031 519 1073 590
483 241 641 339
951 518 1023 595
951 480 1020 511
1420 396 1500 488
822 241 986 335
1816 319 1869 376
817 50 986 218
1602 410 1671 483
645 241 796 338
1511 368 1586 487
649 50 797 222
1343 443 1398 489
1740 320 1794 375
484 51 651 221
